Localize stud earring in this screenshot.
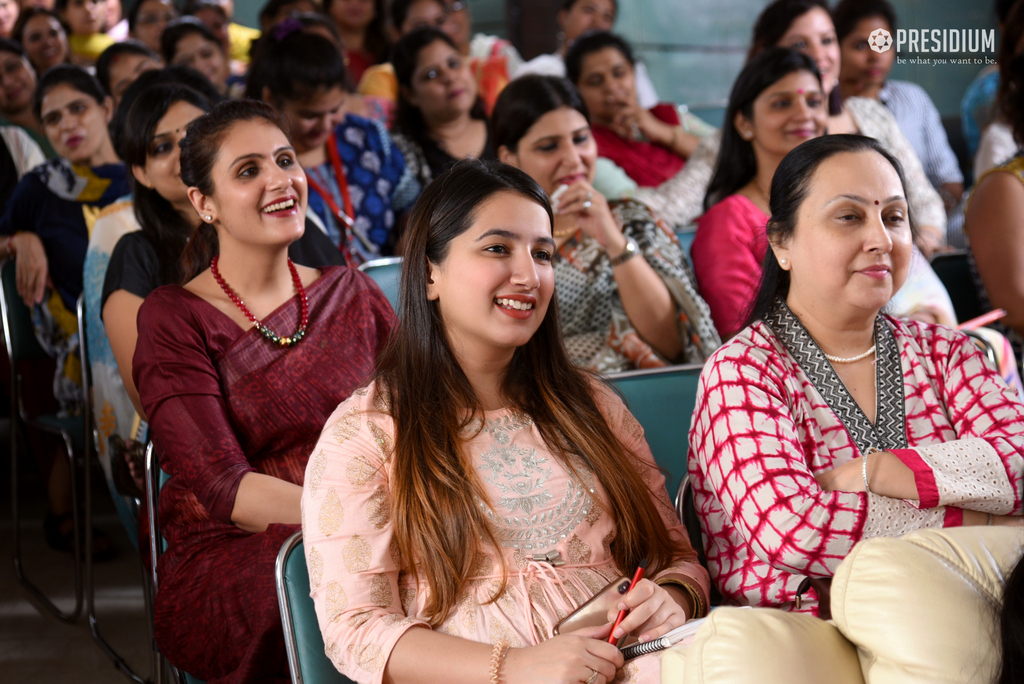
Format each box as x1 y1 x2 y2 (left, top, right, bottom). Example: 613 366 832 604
204 215 212 221
780 258 787 265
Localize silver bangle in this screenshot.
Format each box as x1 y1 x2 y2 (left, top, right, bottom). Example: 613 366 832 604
609 237 639 267
862 453 871 494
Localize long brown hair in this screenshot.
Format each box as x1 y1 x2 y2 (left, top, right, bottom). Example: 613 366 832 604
376 160 687 626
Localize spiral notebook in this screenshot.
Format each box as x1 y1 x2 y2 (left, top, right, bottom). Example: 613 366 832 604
619 607 750 661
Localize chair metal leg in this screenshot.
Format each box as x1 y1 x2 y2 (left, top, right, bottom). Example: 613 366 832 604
84 432 149 683
11 413 84 622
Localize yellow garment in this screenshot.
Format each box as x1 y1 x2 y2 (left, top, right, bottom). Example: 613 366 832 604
228 22 260 63
69 33 115 62
357 63 398 101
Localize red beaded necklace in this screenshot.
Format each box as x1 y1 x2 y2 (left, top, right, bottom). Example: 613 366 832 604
210 255 309 347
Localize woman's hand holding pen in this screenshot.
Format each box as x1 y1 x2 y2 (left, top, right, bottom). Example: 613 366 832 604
605 578 689 644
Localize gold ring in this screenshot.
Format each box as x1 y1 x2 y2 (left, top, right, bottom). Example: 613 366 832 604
585 670 599 684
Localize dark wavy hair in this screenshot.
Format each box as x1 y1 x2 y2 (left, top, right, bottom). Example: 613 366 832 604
34 63 106 120
564 31 635 87
749 0 842 116
704 48 821 211
123 83 213 286
245 26 349 102
392 27 486 150
491 74 589 153
323 0 390 64
178 99 287 281
376 158 689 626
744 134 911 327
997 0 1024 140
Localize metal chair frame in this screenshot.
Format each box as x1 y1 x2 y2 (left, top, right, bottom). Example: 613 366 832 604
276 531 305 684
77 293 151 683
1 258 83 622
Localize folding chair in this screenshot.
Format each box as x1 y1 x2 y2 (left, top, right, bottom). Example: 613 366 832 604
1 258 84 622
77 293 149 683
357 256 402 312
276 531 356 684
145 443 206 684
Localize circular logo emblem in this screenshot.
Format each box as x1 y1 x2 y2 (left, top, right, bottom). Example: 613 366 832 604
869 28 893 53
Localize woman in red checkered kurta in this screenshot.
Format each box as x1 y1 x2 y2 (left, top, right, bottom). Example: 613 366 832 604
688 135 1024 615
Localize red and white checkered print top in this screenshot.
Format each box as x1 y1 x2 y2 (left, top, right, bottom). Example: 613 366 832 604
688 307 1024 613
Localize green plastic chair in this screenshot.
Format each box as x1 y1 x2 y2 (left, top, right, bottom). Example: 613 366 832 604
144 443 207 684
0 258 85 622
605 364 704 502
277 531 356 684
357 257 402 312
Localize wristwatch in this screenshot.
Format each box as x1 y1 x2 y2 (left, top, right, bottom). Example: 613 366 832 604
609 237 639 267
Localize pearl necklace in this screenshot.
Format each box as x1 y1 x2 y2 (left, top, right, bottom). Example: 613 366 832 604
823 345 876 364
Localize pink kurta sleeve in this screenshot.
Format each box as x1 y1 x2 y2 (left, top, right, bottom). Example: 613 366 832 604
594 382 711 614
690 340 946 579
691 195 768 339
890 322 1024 514
301 391 429 684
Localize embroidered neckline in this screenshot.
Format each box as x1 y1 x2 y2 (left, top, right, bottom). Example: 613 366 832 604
762 300 907 454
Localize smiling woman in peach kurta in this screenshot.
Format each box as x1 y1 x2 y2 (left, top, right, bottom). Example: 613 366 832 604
302 381 708 684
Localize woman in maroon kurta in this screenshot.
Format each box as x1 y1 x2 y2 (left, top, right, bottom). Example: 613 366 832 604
133 100 395 682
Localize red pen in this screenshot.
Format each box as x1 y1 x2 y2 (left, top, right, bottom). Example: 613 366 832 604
609 558 647 644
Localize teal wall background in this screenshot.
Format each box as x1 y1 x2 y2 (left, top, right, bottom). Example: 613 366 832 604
235 0 993 124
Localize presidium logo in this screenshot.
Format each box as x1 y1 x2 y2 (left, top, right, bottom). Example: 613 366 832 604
865 26 996 65
869 28 893 53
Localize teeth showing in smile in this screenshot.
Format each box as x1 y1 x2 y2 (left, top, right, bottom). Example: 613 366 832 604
263 199 295 213
496 298 533 311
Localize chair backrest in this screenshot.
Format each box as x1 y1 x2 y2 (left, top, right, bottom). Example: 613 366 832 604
930 251 985 323
357 257 402 312
0 258 49 363
605 364 704 501
276 532 356 684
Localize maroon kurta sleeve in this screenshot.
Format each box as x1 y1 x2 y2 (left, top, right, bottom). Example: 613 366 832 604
133 288 256 523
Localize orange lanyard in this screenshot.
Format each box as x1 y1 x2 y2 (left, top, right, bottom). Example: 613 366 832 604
305 130 356 264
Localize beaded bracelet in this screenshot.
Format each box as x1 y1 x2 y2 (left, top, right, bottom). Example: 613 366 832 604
489 641 510 684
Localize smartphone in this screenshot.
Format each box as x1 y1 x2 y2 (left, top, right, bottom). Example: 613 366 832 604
553 576 632 642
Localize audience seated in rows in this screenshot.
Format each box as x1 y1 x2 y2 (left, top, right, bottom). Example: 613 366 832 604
693 48 827 338
57 0 113 66
247 22 419 263
132 99 395 681
515 0 660 110
974 0 1024 181
689 135 1024 615
161 16 237 97
834 0 965 213
493 75 720 372
303 159 709 683
0 37 54 156
127 0 177 54
324 0 389 85
94 39 161 105
390 27 494 189
13 8 70 76
0 64 127 558
966 53 1024 358
565 31 719 232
